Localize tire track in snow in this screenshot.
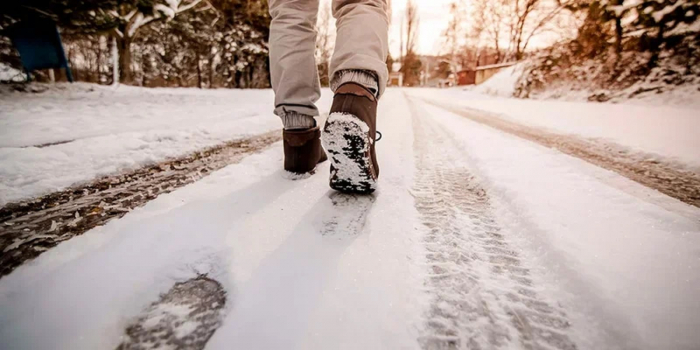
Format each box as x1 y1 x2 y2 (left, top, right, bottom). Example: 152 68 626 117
0 131 280 279
409 97 577 350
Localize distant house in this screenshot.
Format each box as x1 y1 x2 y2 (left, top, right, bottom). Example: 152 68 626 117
436 73 456 88
456 70 476 85
475 62 517 85
387 61 404 87
388 72 403 87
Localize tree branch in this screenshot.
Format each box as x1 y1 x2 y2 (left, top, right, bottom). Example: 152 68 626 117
177 0 204 14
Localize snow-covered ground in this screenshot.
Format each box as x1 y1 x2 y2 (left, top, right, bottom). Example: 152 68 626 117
418 87 700 170
0 83 332 206
1 88 698 350
465 60 700 108
0 63 26 83
470 63 525 98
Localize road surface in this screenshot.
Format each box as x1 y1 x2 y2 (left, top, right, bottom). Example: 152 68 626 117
1 90 698 350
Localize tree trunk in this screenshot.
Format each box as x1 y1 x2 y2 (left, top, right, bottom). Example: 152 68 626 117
117 35 133 84
614 17 623 56
196 52 202 89
97 36 106 84
92 37 100 82
493 30 501 63
516 23 525 60
111 36 119 85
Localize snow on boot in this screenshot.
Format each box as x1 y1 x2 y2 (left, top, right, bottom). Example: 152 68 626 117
283 126 328 174
322 82 380 194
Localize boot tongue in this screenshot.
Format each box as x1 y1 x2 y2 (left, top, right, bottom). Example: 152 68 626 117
335 83 376 102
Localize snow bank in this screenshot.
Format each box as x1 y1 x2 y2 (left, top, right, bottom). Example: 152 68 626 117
470 62 525 97
0 83 334 206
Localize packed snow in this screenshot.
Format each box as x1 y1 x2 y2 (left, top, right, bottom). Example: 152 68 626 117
1 88 698 350
409 97 700 350
0 91 424 349
0 83 332 206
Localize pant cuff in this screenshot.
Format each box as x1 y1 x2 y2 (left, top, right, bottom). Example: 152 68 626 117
330 70 379 97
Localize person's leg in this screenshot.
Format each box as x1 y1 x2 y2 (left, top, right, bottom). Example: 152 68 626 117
322 0 388 193
269 0 321 130
269 0 328 174
330 0 389 97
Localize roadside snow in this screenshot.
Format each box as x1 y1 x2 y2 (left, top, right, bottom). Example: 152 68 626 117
460 59 700 108
0 63 26 82
471 63 524 97
414 88 700 169
0 83 333 206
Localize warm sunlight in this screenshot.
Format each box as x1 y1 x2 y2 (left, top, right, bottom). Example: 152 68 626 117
1 1 699 349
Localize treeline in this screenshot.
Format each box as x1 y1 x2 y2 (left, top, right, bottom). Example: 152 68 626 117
441 0 575 71
438 0 698 84
517 0 700 99
0 0 271 88
568 0 699 63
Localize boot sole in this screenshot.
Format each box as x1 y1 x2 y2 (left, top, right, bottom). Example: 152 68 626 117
322 113 377 194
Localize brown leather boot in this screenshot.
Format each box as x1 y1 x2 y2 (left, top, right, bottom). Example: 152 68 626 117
283 126 328 174
322 82 380 193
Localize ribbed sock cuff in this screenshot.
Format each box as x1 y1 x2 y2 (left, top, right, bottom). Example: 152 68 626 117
280 111 316 130
330 69 380 97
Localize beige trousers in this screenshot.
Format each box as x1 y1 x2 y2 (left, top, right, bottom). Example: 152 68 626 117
269 0 389 118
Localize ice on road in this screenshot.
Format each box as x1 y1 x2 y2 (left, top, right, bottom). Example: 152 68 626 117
0 89 698 350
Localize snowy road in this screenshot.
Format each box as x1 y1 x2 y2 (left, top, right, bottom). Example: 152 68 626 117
0 131 280 277
1 90 699 350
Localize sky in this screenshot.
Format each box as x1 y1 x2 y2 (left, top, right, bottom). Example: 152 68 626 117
320 0 571 58
319 0 455 57
387 0 455 56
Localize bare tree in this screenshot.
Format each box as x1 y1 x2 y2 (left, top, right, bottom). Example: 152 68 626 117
399 11 404 64
509 0 572 60
469 0 574 62
441 1 464 59
315 2 334 86
443 0 481 71
471 0 510 62
398 0 420 65
404 0 420 55
400 0 422 86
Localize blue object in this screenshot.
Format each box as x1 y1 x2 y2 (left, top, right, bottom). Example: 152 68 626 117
8 18 74 82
